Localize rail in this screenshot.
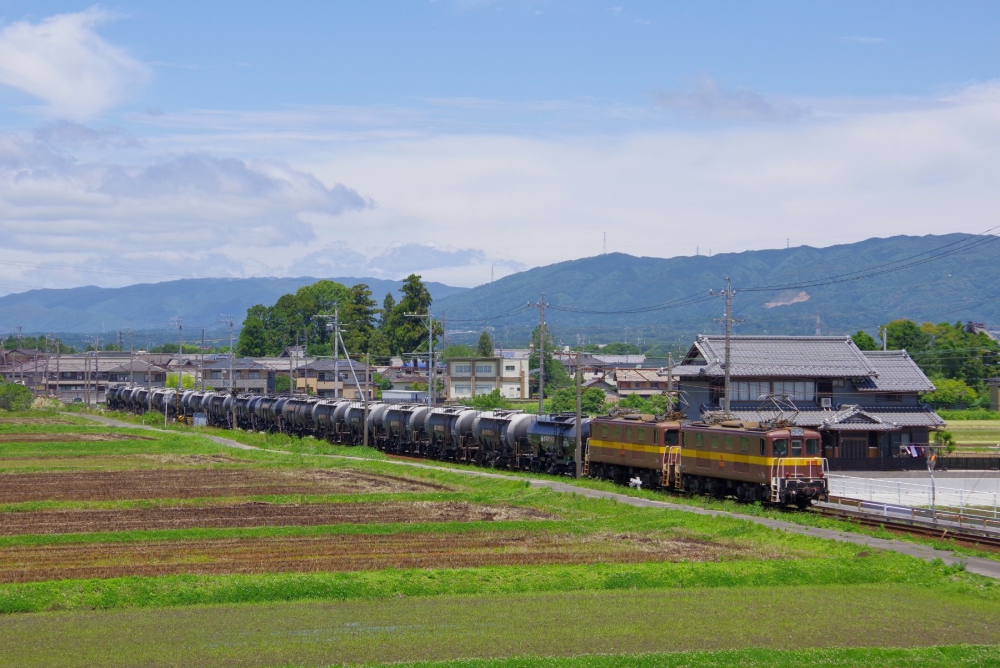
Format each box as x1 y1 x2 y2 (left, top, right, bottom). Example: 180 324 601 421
826 474 1000 532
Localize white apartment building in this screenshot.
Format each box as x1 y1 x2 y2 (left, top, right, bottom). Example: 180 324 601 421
446 356 529 400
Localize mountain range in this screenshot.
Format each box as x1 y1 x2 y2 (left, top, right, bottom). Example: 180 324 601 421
0 277 466 337
4 234 998 348
432 233 1000 347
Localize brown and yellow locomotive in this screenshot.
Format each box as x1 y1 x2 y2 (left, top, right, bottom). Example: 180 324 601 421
585 415 828 508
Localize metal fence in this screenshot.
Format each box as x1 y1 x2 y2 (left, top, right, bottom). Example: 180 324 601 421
827 474 1000 530
826 456 1000 471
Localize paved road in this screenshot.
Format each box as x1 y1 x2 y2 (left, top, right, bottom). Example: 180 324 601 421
70 412 1000 580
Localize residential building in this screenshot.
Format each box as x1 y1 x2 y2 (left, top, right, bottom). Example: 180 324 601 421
446 356 529 400
673 335 944 459
201 357 274 394
16 353 167 404
294 359 372 399
615 368 675 397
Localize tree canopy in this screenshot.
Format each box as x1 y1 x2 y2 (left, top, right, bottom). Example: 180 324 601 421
851 330 879 351
476 331 494 357
235 276 438 360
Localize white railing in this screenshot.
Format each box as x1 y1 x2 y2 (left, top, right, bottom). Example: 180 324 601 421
826 474 1000 530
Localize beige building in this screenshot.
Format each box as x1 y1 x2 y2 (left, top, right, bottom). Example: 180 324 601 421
446 356 528 400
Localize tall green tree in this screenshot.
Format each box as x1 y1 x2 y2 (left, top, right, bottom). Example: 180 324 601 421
851 330 879 351
342 284 379 354
476 331 494 357
237 305 270 357
382 275 442 356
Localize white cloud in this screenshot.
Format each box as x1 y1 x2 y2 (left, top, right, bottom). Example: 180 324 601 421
656 75 810 122
0 8 148 117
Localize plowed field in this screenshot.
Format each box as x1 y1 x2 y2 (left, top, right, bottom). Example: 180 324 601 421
0 468 448 502
0 501 552 535
0 531 750 582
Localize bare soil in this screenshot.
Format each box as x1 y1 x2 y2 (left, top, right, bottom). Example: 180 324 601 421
0 433 152 443
0 468 449 502
0 530 754 582
0 501 552 535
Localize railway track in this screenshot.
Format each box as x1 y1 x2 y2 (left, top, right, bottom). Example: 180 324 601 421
813 505 1000 552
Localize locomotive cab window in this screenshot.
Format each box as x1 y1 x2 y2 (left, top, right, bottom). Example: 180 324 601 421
791 440 802 457
741 436 749 452
806 438 819 455
653 430 658 445
695 432 704 448
601 425 608 438
759 439 765 456
772 439 788 457
664 431 679 446
725 436 733 450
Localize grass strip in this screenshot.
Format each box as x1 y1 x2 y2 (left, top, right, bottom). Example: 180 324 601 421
0 553 986 613
2 586 999 666
361 645 1000 668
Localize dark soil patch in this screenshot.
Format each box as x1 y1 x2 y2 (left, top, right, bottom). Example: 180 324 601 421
0 531 750 582
0 501 552 535
0 468 449 502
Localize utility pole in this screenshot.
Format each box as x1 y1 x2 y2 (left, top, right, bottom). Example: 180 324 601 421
127 329 134 386
709 278 740 416
364 351 370 448
14 326 22 385
170 318 182 422
314 310 341 398
527 294 548 414
575 349 582 479
666 351 675 411
200 329 205 391
221 315 236 428
880 325 888 351
403 312 435 409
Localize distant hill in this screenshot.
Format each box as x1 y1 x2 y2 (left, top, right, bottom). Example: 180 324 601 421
435 234 1000 348
2 277 467 335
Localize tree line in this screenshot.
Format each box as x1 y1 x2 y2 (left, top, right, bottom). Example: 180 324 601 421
236 275 442 359
852 320 1000 408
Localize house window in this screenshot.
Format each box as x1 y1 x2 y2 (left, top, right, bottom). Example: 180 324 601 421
454 364 471 374
505 365 516 372
248 371 260 379
475 364 493 374
210 371 222 379
452 384 472 396
772 381 815 402
832 379 845 388
880 394 903 402
734 381 768 402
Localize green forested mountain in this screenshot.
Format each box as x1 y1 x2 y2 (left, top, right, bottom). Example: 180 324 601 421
435 234 1000 349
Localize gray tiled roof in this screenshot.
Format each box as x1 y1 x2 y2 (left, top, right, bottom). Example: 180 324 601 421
707 405 945 431
680 335 877 378
855 351 935 392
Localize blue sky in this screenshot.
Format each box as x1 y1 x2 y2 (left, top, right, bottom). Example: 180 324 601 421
1 1 999 293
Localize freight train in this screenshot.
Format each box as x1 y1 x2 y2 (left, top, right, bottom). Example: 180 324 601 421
104 386 828 507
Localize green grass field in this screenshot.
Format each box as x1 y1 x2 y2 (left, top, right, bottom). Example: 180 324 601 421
0 407 997 666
